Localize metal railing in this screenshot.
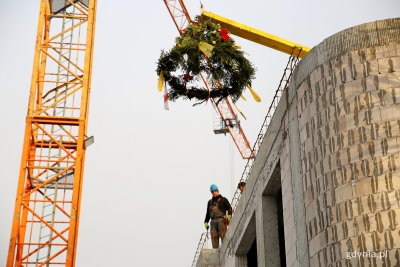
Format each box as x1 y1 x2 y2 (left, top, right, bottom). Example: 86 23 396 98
191 232 209 267
230 49 302 212
191 48 302 267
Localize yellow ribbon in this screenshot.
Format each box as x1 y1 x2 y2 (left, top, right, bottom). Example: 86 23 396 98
198 42 214 57
158 72 165 92
246 84 261 102
240 94 247 101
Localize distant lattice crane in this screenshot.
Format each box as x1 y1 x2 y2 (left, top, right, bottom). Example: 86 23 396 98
163 0 255 159
162 1 310 159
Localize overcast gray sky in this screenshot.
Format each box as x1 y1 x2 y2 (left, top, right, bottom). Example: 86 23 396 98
0 1 399 266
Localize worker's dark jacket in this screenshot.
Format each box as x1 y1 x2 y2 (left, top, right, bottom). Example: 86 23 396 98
204 195 233 223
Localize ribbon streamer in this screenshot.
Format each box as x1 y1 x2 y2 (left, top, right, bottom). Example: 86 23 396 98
246 84 261 102
158 72 165 92
198 42 214 57
164 86 169 110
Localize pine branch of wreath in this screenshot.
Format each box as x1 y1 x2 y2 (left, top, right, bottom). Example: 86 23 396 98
156 16 256 106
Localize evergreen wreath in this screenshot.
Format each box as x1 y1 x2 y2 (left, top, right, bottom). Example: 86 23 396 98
156 16 256 105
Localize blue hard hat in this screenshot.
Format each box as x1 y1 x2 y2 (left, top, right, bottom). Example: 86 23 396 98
210 184 218 192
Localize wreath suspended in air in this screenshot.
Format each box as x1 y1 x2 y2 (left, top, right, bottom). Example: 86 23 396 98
156 16 257 106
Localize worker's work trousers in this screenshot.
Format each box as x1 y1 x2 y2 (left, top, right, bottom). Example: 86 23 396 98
210 218 227 248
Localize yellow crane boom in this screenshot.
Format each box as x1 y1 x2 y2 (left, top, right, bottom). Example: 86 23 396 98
202 10 310 58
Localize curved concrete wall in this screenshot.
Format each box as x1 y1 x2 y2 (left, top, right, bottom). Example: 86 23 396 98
293 18 400 266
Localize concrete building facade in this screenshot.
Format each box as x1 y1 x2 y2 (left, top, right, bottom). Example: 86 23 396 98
197 18 400 267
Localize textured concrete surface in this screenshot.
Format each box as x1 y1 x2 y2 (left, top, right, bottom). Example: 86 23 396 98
196 249 220 267
295 18 400 267
256 195 281 266
198 17 400 267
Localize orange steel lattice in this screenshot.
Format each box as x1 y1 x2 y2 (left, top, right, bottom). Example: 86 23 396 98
7 0 96 266
162 0 254 159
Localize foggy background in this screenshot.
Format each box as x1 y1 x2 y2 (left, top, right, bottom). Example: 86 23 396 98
0 1 399 266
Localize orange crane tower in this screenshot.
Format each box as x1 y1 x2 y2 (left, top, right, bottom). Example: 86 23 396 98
7 0 96 266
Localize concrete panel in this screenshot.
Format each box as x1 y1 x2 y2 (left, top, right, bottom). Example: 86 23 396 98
236 214 256 256
256 195 280 267
286 81 310 267
196 249 220 267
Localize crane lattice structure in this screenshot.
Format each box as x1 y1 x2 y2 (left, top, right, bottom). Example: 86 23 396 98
7 0 96 266
163 1 310 159
163 0 255 159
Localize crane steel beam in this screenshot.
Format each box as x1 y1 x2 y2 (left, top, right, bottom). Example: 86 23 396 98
202 10 311 58
163 0 254 159
7 0 97 266
163 0 192 34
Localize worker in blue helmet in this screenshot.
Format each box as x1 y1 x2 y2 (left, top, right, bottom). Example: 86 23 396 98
204 184 232 248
